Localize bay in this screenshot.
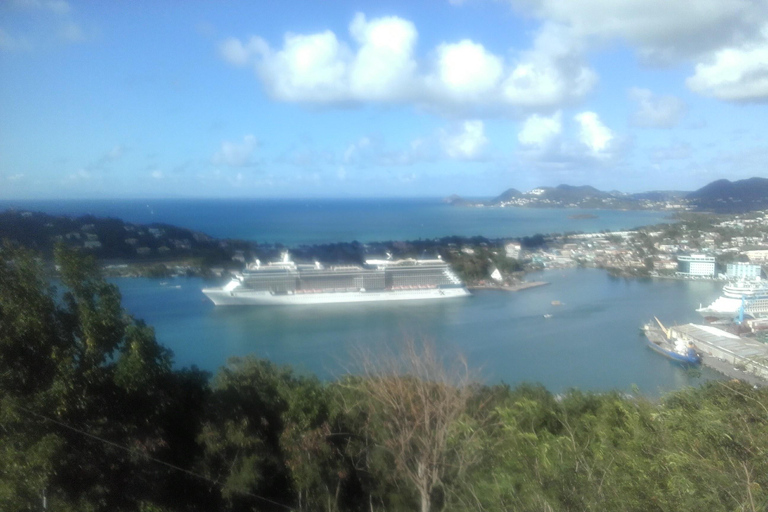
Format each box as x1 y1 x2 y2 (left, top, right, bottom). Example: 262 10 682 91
1 198 670 245
114 268 724 396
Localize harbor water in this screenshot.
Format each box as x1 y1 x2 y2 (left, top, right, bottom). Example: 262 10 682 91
115 268 725 396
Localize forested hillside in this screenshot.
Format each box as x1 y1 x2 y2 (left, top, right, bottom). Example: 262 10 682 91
2 242 767 512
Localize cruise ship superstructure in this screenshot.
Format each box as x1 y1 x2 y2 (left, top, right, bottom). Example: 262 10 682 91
696 279 768 320
202 253 471 306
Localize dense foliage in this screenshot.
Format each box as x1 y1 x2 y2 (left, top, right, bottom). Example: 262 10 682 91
2 242 767 511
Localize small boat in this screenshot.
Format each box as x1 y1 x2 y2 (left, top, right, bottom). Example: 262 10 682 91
642 317 700 364
551 300 562 306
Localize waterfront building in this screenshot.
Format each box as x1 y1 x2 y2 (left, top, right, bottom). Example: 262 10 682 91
744 249 768 263
676 254 716 277
726 262 763 280
505 242 521 259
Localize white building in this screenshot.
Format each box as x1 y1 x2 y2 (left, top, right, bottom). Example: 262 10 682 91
505 242 521 259
726 262 762 280
677 254 716 277
744 249 768 263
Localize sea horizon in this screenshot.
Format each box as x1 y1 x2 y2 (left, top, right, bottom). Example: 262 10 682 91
0 197 672 246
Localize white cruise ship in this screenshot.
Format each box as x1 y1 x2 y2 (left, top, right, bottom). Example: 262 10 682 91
202 252 471 306
696 279 768 320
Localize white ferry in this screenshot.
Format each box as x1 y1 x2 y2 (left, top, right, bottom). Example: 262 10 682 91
202 252 471 306
696 279 768 320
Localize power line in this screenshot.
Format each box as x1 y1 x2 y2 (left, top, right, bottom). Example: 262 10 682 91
14 403 296 511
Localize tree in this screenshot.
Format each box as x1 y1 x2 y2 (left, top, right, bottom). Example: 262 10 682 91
346 338 479 512
0 242 210 511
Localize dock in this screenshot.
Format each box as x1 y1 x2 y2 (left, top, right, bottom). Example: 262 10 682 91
669 324 768 386
468 281 549 292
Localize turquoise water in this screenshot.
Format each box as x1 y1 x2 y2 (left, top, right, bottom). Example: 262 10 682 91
114 269 724 396
1 198 670 245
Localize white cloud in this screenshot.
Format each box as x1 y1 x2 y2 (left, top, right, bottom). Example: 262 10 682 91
219 13 597 112
518 111 562 148
213 135 259 167
574 111 613 155
348 13 418 101
259 31 351 103
429 39 503 101
441 120 488 160
686 26 768 101
502 23 597 107
629 88 686 127
509 0 766 63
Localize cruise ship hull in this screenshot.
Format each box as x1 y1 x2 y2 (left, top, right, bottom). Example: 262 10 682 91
202 286 471 306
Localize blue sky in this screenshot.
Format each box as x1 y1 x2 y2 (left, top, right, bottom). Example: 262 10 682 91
1 0 767 199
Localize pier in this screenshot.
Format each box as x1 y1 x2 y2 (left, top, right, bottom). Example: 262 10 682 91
669 324 768 386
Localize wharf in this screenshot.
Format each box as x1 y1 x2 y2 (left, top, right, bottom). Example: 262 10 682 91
669 324 768 386
468 281 549 292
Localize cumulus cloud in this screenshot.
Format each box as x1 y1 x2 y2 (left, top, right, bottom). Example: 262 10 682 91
429 39 503 101
629 88 686 127
348 13 418 101
213 135 259 167
574 111 613 155
441 120 488 160
686 26 768 102
502 23 597 107
518 111 562 148
509 0 766 63
219 13 597 112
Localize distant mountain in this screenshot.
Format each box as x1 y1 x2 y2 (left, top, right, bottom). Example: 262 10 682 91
629 190 688 202
443 194 470 206
449 178 768 212
491 188 522 203
534 185 613 203
687 177 768 212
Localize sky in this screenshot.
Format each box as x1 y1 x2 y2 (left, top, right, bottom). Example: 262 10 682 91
1 0 768 199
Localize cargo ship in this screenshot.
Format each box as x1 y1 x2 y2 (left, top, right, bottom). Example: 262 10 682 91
202 252 471 306
642 317 701 364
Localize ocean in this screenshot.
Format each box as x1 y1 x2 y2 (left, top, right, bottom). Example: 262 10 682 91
3 198 718 394
0 198 671 245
